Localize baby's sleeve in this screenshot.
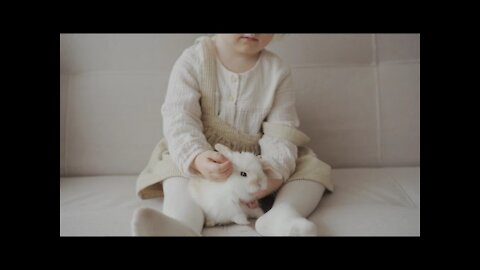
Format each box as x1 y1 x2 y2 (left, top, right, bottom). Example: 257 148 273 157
259 69 300 181
161 50 213 177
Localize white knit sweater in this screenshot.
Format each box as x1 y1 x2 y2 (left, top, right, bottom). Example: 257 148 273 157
161 41 299 180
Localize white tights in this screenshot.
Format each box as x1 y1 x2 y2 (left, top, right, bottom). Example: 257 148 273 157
255 179 325 236
132 177 325 236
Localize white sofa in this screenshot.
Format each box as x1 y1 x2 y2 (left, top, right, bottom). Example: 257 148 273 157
60 34 420 236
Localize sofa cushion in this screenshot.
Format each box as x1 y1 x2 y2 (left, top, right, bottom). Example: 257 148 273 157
60 167 419 236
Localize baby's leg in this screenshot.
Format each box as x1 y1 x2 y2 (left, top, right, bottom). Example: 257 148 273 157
132 177 204 236
255 180 325 236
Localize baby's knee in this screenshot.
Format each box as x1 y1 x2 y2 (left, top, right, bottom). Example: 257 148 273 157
163 177 190 195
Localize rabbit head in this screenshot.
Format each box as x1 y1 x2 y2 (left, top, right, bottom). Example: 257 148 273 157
214 144 281 194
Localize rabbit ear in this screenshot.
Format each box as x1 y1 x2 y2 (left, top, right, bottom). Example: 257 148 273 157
260 159 283 180
214 144 232 156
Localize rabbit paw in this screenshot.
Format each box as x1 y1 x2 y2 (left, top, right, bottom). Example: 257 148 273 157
205 218 217 227
232 214 250 225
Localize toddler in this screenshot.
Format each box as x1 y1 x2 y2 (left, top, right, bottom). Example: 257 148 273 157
132 34 333 236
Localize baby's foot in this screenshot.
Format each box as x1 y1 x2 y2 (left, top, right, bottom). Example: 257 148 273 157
289 218 317 236
255 204 318 236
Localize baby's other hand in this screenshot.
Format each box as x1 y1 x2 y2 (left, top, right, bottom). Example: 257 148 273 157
252 178 283 200
192 150 233 181
240 199 259 209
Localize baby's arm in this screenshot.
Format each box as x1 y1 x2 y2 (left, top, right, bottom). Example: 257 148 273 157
162 50 215 177
258 69 299 190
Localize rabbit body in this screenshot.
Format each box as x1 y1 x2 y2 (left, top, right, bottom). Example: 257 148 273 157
188 144 271 226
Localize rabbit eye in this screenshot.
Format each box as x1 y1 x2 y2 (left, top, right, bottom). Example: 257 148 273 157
240 171 247 177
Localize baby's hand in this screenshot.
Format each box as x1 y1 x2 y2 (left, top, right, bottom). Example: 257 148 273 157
240 199 259 209
192 150 233 181
252 178 283 200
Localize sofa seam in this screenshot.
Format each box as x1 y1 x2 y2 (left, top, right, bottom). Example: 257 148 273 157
64 74 70 176
372 34 383 167
390 176 417 208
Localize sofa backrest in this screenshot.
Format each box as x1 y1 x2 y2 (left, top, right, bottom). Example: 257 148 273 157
60 34 419 176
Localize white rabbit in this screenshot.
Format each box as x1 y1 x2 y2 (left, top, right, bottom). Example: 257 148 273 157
188 143 281 227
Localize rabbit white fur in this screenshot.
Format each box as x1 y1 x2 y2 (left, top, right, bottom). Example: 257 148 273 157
188 144 281 226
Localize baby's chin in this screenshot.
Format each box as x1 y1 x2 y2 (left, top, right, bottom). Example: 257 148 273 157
235 45 262 56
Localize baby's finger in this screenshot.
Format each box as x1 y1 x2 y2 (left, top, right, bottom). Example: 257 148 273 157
218 167 232 177
218 166 233 177
205 161 222 173
248 201 258 209
217 161 232 173
209 152 228 163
